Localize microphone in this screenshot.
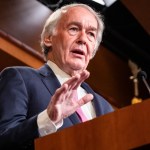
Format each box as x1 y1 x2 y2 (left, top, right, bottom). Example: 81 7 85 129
137 71 150 95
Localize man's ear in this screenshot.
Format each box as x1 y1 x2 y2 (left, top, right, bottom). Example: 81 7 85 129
43 36 52 47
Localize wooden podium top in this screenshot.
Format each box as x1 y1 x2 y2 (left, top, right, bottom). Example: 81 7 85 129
35 99 150 150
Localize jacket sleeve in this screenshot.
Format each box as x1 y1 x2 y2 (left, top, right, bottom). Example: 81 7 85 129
0 67 39 149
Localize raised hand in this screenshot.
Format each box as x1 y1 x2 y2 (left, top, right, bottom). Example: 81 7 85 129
47 70 93 124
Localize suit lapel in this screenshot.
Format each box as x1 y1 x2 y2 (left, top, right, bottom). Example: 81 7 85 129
38 64 61 95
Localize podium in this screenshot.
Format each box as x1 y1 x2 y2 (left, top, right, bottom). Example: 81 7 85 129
35 99 150 150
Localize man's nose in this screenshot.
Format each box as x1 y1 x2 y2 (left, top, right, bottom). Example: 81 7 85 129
76 30 87 45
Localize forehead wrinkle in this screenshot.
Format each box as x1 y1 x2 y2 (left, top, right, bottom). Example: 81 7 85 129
57 7 98 33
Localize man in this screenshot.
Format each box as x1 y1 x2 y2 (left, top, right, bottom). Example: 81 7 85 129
0 3 114 150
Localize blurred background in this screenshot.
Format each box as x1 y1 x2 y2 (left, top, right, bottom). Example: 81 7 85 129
0 0 150 108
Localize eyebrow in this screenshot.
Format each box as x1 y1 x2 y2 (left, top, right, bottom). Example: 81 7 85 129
67 21 97 31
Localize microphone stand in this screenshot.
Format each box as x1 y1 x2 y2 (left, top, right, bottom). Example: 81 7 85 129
141 75 150 95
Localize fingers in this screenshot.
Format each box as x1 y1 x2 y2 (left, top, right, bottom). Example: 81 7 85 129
63 70 90 91
63 74 80 90
52 70 90 105
73 70 90 90
48 70 91 122
76 94 93 107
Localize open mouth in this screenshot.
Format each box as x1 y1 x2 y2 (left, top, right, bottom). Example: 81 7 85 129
71 49 85 56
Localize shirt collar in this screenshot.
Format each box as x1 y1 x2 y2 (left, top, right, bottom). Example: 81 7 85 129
47 60 71 85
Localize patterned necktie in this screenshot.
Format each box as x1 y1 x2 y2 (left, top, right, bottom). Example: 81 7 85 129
73 90 88 122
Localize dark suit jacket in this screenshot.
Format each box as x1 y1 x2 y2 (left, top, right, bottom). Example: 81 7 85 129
0 64 114 149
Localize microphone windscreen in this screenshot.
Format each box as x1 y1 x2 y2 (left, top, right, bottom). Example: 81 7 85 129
137 70 147 79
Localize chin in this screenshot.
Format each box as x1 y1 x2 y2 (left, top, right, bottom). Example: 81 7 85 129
67 60 86 70
72 64 86 71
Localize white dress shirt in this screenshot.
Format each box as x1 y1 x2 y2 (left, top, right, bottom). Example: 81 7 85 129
37 61 96 136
